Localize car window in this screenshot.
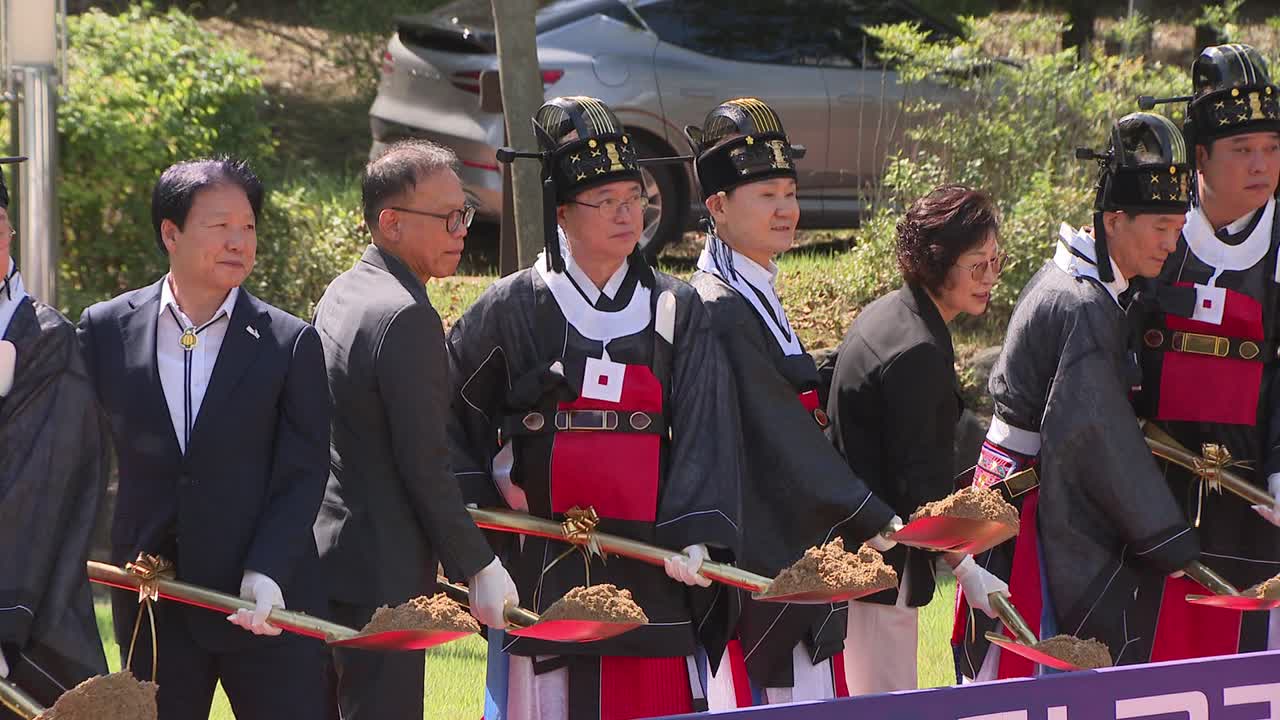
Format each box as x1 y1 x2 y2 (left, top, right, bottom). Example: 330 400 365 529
638 0 955 69
637 0 804 65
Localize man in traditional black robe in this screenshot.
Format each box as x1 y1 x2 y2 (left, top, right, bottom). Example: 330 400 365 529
0 155 109 716
683 98 901 706
1130 44 1280 657
956 113 1202 679
448 96 740 720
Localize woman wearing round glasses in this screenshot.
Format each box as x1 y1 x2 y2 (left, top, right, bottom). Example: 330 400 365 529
683 98 901 709
826 184 1007 695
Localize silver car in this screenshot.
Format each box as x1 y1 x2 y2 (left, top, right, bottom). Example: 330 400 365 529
369 0 959 256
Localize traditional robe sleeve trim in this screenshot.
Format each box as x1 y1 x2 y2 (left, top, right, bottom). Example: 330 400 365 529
1132 524 1200 574
656 508 738 555
459 345 508 422
0 600 35 644
743 605 790 661
655 508 738 531
987 415 1042 455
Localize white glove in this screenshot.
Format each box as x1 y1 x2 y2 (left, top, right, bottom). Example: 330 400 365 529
664 544 712 587
0 649 8 678
1252 473 1280 528
468 557 519 629
0 340 15 397
953 555 1009 619
227 570 284 636
866 516 903 553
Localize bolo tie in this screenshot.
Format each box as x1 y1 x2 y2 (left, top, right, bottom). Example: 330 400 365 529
167 305 223 452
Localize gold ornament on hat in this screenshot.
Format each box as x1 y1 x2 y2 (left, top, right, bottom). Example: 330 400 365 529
606 142 624 172
767 139 790 170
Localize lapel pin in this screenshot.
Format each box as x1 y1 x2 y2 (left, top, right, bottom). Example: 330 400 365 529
246 325 260 339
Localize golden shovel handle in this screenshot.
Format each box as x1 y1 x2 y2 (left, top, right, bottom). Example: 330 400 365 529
86 561 359 642
435 577 541 628
1142 422 1274 507
1182 561 1239 596
0 676 44 720
468 507 773 592
989 592 1038 646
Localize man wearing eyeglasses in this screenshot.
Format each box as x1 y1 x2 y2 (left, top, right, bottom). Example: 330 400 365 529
312 139 517 719
448 96 740 719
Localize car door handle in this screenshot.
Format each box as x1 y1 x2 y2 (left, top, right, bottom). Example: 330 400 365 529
681 88 715 98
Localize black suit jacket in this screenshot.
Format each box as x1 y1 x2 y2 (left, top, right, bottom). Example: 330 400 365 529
826 282 963 607
312 245 494 608
77 280 330 651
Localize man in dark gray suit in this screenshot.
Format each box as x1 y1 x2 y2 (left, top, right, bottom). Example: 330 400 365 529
313 139 517 719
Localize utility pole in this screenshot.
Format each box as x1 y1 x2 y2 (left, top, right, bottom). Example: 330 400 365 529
490 0 544 274
3 0 63 303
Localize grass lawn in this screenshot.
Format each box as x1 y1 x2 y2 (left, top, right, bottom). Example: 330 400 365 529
93 577 957 719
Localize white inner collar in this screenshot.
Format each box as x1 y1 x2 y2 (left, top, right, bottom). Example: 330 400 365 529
1053 223 1129 305
1182 199 1276 284
558 226 629 305
535 234 650 345
0 257 28 339
697 234 803 356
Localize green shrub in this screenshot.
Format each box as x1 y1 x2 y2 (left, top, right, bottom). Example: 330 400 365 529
841 16 1188 324
58 5 276 317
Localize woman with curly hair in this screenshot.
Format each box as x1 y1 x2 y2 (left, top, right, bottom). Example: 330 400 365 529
825 184 1007 694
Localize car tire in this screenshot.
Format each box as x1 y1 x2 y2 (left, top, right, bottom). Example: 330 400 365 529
631 134 687 262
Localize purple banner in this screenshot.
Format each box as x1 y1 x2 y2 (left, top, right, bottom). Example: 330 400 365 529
664 650 1280 719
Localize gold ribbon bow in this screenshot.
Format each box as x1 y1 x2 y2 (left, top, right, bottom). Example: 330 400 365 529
1192 443 1251 527
542 506 606 589
123 553 174 679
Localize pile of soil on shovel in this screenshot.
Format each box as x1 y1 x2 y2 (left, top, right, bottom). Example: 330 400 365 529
910 485 1020 529
1031 635 1113 669
540 584 649 624
361 593 480 635
37 672 157 720
765 537 897 597
1248 573 1280 600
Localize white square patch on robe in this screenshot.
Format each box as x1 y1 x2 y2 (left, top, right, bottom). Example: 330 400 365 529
581 355 625 403
1191 284 1227 326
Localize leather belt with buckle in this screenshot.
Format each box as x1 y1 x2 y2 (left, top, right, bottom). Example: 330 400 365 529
499 410 665 445
1143 328 1264 361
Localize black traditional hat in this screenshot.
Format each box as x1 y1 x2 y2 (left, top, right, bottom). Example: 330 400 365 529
683 98 805 200
1076 112 1191 282
1186 44 1280 146
0 156 28 209
497 96 645 274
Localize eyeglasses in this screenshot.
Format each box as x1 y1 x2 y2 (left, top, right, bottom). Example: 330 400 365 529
389 204 477 233
956 251 1007 281
571 194 650 218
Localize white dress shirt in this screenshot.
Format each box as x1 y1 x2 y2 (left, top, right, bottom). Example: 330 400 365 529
157 276 238 453
0 257 28 339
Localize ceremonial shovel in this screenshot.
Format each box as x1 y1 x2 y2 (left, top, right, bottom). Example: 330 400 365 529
982 594 1090 673
86 561 469 652
0 677 44 720
467 507 885 603
887 470 1026 555
434 577 642 642
1181 561 1280 612
1141 421 1274 507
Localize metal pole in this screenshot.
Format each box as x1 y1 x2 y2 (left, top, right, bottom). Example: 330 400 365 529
490 0 544 269
13 64 57 302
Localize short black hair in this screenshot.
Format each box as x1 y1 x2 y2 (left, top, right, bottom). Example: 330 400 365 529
896 184 1000 293
151 157 264 255
362 139 459 231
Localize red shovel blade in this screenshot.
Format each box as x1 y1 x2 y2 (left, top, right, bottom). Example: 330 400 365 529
891 516 1017 555
328 629 473 651
984 632 1085 673
1185 594 1280 611
508 619 642 642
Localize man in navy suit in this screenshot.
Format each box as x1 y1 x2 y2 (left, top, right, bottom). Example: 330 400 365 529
77 158 331 719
